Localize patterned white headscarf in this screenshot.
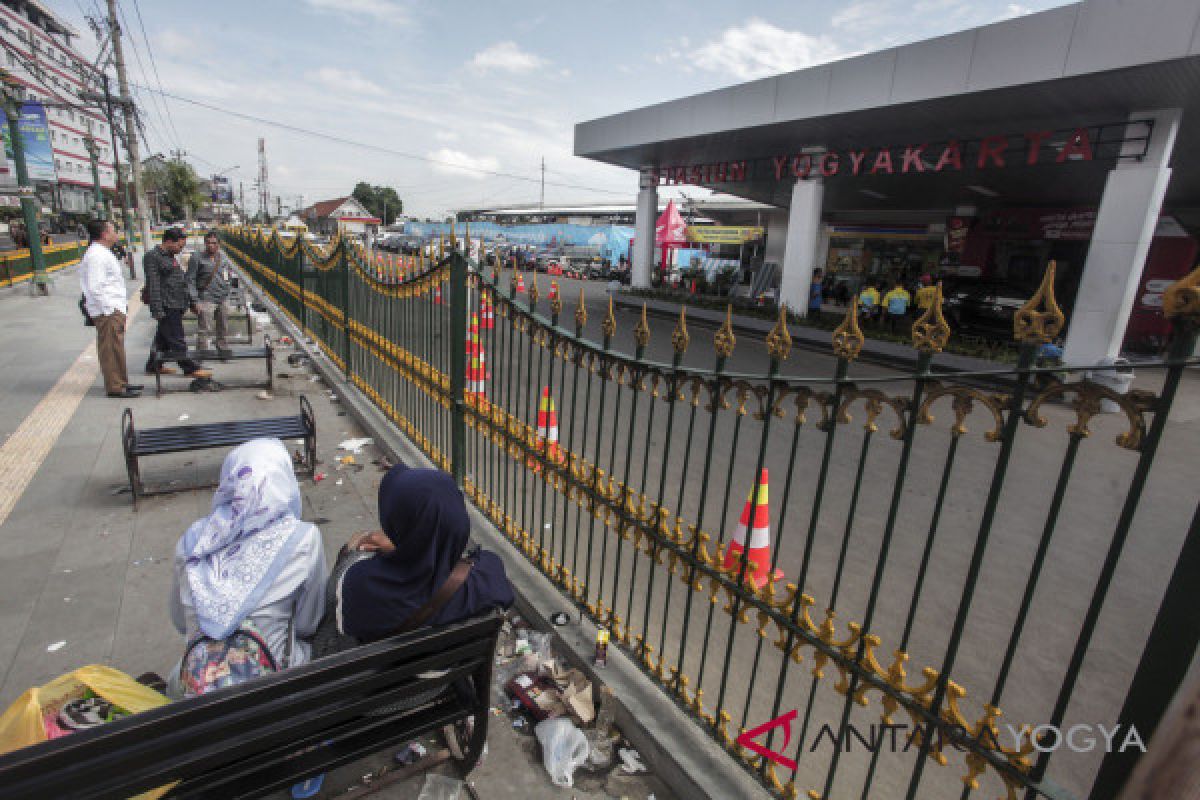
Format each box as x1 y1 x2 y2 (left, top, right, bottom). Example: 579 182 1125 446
181 438 306 640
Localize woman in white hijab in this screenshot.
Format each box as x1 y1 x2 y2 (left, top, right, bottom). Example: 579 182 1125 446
167 438 327 697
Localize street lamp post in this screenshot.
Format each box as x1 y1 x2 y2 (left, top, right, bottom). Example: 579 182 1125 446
1 76 48 294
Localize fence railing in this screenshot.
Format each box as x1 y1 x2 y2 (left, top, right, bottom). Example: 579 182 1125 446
0 241 87 287
223 225 1200 800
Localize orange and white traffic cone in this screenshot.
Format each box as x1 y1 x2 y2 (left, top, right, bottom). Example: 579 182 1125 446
516 273 526 294
481 293 495 329
723 468 784 590
465 313 489 403
531 386 563 469
549 280 560 305
433 283 443 305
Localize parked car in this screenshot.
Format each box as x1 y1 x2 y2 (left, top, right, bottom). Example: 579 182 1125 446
547 262 563 276
587 262 609 280
943 282 1038 340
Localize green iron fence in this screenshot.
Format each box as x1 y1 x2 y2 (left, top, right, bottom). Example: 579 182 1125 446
223 225 1200 800
0 240 87 287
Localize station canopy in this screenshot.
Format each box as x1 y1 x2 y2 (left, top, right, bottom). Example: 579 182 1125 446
574 1 1200 223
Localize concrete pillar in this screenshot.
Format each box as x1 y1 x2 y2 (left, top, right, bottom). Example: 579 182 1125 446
1063 109 1180 364
632 184 657 289
778 178 824 315
763 209 788 267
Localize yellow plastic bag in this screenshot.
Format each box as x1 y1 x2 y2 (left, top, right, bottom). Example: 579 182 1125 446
0 665 173 799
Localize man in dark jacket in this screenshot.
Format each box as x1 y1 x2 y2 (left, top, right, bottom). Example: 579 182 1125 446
144 228 212 378
186 232 235 354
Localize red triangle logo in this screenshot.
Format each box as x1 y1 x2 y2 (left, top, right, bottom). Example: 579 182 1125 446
736 708 798 771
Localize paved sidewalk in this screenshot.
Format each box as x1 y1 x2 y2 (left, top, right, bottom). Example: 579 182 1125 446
0 262 675 799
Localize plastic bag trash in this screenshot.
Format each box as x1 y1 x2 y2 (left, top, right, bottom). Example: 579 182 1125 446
535 717 589 788
338 438 373 454
416 773 463 800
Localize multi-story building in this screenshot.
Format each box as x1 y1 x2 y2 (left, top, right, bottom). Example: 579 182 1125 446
0 0 118 218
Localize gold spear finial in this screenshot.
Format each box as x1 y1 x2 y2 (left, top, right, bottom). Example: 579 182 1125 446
602 296 617 338
1163 263 1200 324
911 282 952 353
527 273 540 308
672 306 690 354
550 280 563 317
575 288 588 331
832 300 865 360
1014 260 1065 343
766 304 792 361
714 305 736 358
634 303 651 348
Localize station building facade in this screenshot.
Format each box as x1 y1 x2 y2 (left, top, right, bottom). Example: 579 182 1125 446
574 0 1200 363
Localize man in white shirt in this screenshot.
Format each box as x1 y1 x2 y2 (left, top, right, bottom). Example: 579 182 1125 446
79 219 142 398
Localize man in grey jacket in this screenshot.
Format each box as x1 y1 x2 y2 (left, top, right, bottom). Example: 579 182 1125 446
187 232 235 354
144 227 212 378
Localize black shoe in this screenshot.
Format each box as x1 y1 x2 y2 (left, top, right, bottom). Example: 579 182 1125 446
107 388 142 398
125 383 144 391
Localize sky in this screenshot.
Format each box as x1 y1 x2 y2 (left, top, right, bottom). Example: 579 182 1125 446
52 0 1074 219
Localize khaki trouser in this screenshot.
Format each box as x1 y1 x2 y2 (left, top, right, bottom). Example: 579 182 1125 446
195 300 229 351
94 311 129 394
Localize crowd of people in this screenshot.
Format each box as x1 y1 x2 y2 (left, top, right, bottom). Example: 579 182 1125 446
808 268 940 334
78 220 236 398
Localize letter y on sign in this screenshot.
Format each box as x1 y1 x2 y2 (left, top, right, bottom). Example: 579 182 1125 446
737 709 799 771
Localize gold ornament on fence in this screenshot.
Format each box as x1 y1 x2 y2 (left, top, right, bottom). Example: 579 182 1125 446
1163 263 1200 323
634 303 651 349
672 307 690 355
575 288 588 331
602 296 617 339
831 300 865 360
1014 261 1065 343
911 282 951 353
765 305 792 361
714 305 736 358
527 275 540 308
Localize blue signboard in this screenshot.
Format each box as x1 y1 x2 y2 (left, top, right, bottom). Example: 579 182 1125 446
2 102 57 183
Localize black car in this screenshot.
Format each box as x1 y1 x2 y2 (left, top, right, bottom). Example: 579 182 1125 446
943 282 1037 339
587 262 610 280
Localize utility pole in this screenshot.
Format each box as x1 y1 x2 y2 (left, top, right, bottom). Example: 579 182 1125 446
540 156 545 211
0 76 48 294
83 133 105 219
106 0 152 254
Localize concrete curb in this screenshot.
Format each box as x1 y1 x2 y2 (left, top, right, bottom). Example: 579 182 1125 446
239 270 773 800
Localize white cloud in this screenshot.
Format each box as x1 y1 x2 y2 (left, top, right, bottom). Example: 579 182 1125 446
832 1 891 30
469 41 546 74
310 67 387 97
1001 3 1035 18
691 19 844 80
305 0 409 26
428 148 500 180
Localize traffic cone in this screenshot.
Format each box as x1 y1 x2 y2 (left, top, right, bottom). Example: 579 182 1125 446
481 293 495 329
549 280 560 305
533 386 563 468
516 273 526 294
466 313 489 402
433 283 443 305
723 469 784 590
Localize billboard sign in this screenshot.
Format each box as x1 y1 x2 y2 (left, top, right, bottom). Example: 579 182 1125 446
0 103 57 184
211 174 233 204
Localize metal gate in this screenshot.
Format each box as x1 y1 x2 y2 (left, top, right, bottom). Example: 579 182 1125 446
224 226 1200 800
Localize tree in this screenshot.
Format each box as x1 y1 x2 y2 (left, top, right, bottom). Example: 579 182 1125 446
144 159 207 223
351 182 402 226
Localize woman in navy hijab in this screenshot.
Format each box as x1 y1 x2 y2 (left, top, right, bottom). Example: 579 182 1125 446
336 463 513 642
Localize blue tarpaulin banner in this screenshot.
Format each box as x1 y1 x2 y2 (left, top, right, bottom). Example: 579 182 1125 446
403 221 635 265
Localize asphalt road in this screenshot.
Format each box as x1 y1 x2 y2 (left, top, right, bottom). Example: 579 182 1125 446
442 272 1200 799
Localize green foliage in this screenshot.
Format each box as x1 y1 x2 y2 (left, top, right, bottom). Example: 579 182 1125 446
144 159 207 222
351 182 402 226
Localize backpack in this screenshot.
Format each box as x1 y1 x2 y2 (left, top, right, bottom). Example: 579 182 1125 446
179 619 285 697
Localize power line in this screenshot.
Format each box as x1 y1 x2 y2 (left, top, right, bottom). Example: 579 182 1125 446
128 0 182 149
114 0 179 154
125 82 632 197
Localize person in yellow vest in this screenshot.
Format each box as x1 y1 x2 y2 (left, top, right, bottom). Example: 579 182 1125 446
882 282 912 334
914 274 938 313
858 281 881 324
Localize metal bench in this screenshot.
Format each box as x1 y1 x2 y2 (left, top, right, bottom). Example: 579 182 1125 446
0 611 502 800
122 396 315 508
151 335 274 397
